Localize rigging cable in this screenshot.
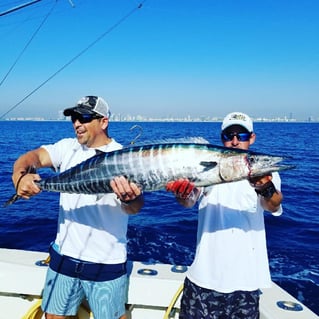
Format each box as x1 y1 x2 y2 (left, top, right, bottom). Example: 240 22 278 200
0 1 146 120
0 0 58 88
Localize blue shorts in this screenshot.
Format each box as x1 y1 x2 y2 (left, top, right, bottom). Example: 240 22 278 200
179 277 260 319
41 267 128 319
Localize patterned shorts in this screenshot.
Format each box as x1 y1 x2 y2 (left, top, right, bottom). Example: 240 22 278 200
41 267 128 319
179 277 260 319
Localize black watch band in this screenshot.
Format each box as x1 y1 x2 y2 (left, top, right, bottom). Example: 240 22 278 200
255 181 277 199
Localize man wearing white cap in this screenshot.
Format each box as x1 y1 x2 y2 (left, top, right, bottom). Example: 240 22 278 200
11 96 144 319
167 112 283 319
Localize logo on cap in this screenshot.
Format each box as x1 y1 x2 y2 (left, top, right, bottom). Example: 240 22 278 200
77 96 97 108
229 113 248 122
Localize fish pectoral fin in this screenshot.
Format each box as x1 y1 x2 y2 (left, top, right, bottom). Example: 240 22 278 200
200 161 218 171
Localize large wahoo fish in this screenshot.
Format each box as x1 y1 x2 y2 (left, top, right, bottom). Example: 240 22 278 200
33 140 294 195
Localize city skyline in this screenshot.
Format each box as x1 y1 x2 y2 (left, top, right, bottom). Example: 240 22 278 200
1 0 318 120
4 110 318 123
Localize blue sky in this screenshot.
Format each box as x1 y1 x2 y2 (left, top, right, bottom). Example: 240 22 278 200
0 0 318 120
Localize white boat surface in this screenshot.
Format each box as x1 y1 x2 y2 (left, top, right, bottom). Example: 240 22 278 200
0 248 317 319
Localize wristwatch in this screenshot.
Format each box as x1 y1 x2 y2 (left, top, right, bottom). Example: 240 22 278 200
255 181 277 199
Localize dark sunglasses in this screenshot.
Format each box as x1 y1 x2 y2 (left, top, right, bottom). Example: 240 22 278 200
221 132 251 142
71 113 103 124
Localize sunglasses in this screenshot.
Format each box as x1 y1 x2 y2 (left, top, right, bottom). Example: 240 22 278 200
221 132 251 142
71 113 103 124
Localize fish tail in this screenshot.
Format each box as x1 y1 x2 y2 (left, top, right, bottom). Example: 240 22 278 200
3 193 21 207
3 166 36 207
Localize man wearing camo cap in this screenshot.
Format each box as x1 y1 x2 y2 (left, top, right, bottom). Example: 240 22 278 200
12 95 144 319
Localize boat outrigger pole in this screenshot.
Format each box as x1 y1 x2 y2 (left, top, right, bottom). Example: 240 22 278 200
0 0 75 17
0 0 42 17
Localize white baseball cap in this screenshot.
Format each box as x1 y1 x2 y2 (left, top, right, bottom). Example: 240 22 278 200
221 112 253 132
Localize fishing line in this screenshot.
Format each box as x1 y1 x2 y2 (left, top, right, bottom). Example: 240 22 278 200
129 124 143 145
0 1 146 120
0 0 57 88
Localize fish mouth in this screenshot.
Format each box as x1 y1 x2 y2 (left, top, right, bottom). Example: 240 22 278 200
247 154 295 176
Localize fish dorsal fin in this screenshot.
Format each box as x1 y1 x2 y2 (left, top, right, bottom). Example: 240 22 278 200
125 136 210 148
200 161 218 171
167 137 209 144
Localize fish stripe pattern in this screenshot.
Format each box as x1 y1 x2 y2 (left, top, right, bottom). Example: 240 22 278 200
34 142 295 195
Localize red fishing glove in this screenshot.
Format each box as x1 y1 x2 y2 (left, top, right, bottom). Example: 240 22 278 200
166 178 195 199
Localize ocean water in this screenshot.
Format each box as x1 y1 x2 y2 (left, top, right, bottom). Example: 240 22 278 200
0 120 318 314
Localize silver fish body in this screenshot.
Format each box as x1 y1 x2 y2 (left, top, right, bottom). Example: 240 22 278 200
35 142 295 194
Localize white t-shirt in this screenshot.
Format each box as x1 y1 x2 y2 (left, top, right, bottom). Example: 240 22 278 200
42 138 128 264
187 173 282 293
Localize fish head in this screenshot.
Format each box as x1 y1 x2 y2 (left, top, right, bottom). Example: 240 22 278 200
247 153 295 177
218 150 295 183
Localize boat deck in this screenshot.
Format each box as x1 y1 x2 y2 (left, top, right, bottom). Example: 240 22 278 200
0 248 317 319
